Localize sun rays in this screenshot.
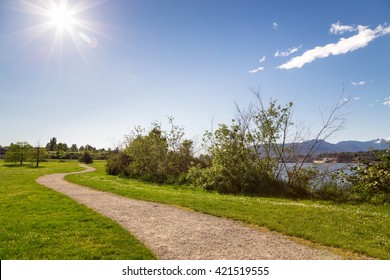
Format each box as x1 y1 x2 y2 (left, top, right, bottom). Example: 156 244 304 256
47 2 76 31
17 0 105 66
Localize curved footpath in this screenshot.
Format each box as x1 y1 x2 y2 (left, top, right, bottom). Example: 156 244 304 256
36 164 343 260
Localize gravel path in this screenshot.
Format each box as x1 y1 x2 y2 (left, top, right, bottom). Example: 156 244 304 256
36 164 343 260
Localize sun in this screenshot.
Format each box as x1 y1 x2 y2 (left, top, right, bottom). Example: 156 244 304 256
47 4 75 31
16 0 104 65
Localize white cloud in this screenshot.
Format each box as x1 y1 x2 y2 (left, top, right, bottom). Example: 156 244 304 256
351 81 366 86
384 96 390 107
330 21 356 34
249 56 266 74
278 24 390 70
248 66 264 73
273 22 278 30
259 56 266 63
275 45 302 57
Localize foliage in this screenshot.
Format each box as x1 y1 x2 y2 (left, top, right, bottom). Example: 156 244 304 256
106 118 196 184
4 142 32 165
79 151 94 164
187 121 281 194
46 137 57 151
105 152 132 177
343 145 390 203
28 146 48 168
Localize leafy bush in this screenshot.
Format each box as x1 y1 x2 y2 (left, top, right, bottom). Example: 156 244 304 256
106 152 131 177
187 121 285 195
343 146 390 203
106 119 196 184
79 151 94 164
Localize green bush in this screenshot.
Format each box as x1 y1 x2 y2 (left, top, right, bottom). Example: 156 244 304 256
79 151 94 164
106 152 131 177
106 119 196 184
340 145 390 203
187 122 285 195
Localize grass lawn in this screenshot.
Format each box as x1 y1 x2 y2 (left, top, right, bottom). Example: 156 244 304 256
0 160 156 260
66 161 390 259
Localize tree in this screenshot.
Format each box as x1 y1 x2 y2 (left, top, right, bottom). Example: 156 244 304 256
46 137 58 151
28 144 47 168
107 118 196 184
4 142 32 165
189 90 350 196
125 124 169 182
70 144 78 152
57 143 68 151
234 90 350 195
188 121 277 194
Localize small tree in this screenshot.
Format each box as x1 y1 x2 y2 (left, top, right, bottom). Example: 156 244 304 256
28 145 48 168
5 142 32 165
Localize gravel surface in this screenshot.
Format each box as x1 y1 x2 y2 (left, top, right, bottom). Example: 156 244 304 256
36 164 343 260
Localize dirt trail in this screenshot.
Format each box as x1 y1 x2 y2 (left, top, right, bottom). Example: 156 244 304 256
36 164 343 260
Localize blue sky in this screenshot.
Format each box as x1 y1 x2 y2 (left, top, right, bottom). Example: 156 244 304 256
0 0 389 148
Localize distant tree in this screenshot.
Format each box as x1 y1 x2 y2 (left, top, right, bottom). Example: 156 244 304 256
57 143 68 151
46 137 58 151
28 144 47 168
70 144 78 152
84 144 96 151
5 142 32 165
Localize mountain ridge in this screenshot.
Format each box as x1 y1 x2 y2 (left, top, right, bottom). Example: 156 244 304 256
292 138 389 153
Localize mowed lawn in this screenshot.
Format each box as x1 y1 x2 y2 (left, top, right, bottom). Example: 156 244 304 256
66 161 390 259
0 160 156 260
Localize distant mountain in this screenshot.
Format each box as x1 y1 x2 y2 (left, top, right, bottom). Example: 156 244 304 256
290 138 389 154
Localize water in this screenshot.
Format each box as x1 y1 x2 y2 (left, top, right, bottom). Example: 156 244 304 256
278 163 357 187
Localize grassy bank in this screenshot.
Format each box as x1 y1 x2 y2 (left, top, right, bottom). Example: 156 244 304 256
66 161 390 259
0 160 156 260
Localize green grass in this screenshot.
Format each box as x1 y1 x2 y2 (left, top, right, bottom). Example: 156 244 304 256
0 160 156 260
66 161 390 259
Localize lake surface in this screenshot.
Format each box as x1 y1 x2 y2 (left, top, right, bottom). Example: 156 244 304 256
279 163 357 186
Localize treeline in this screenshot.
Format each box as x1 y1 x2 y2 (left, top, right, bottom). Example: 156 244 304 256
106 95 390 204
1 137 112 167
44 137 109 160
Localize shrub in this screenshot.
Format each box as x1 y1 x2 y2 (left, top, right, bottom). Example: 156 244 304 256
341 144 390 203
187 121 285 195
106 152 131 177
107 119 196 184
79 151 94 164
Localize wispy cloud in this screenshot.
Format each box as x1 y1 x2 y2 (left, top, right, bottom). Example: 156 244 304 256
351 81 366 86
278 24 390 70
273 22 278 30
248 66 264 73
275 45 302 57
259 56 266 63
329 21 356 34
249 56 266 74
384 96 390 107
